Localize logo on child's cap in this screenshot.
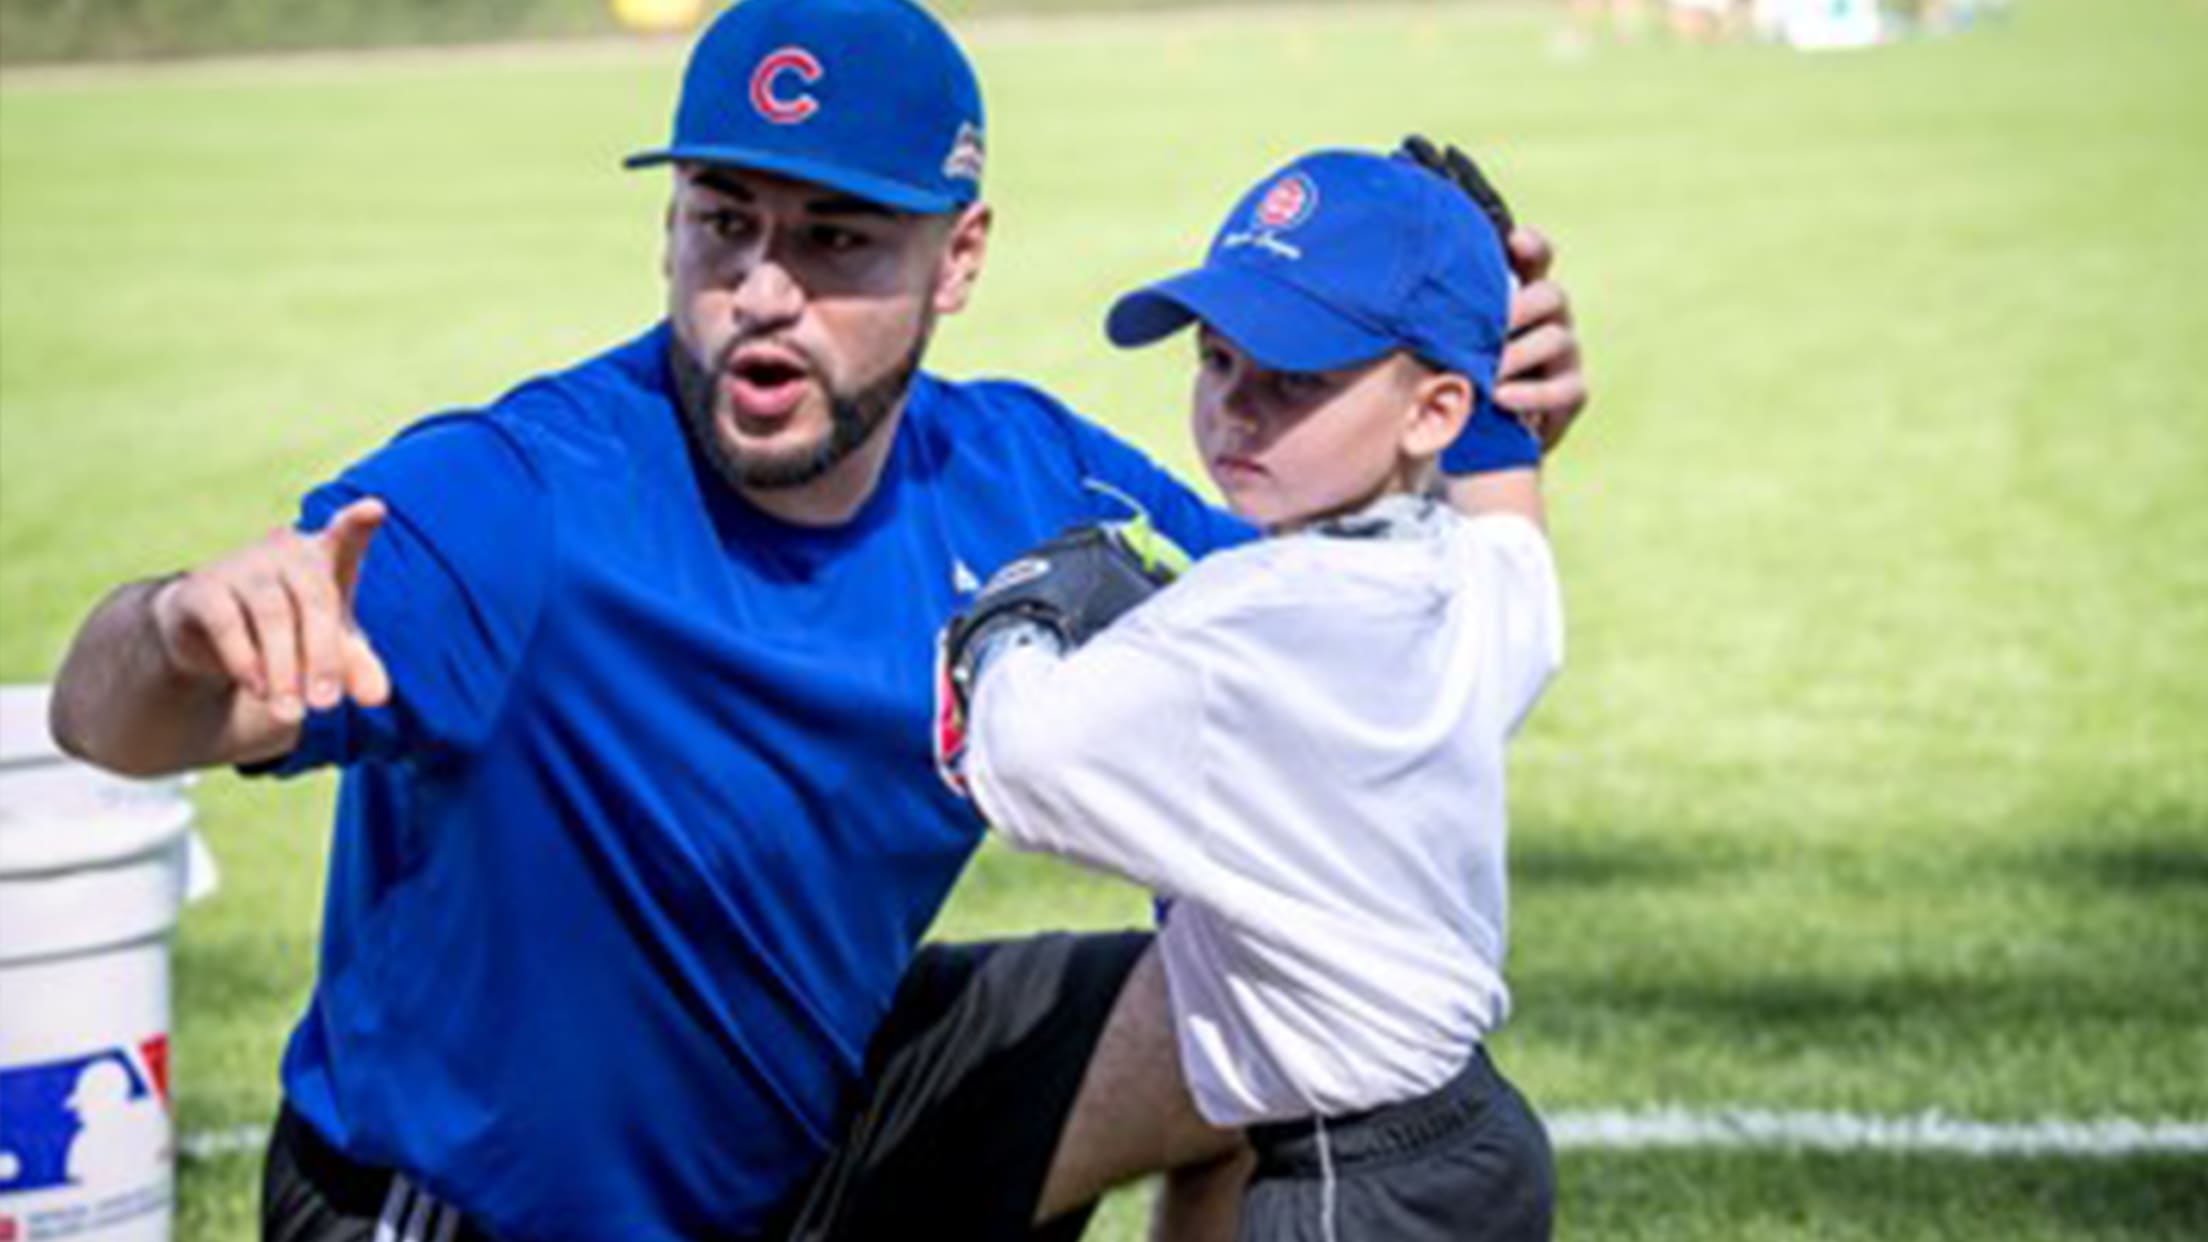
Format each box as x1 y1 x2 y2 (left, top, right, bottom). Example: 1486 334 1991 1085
1254 172 1318 231
749 46 824 125
1221 170 1319 261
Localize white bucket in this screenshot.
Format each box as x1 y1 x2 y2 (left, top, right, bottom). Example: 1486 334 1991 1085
0 686 216 1242
1777 0 1885 50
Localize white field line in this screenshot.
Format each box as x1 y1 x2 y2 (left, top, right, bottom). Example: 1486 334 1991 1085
177 1109 2208 1164
1545 1108 2208 1158
178 1124 270 1160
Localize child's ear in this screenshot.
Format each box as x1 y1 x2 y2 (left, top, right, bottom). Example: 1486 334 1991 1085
1399 369 1474 460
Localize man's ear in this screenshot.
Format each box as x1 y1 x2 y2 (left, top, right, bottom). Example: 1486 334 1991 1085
1400 368 1475 460
661 168 687 281
933 202 992 316
662 197 677 280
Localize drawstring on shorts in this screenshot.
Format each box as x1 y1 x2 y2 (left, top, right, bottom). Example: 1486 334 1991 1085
1315 1114 1339 1242
1247 1050 1523 1240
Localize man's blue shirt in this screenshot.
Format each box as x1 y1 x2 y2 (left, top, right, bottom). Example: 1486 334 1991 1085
258 324 1253 1240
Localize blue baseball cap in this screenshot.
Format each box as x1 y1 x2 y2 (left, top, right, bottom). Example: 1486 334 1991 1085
625 0 985 214
1106 149 1511 395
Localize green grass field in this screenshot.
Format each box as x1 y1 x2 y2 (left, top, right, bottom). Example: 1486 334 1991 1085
4 1 2206 1237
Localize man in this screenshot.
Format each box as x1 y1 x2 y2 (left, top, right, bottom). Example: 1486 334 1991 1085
48 1 1588 1238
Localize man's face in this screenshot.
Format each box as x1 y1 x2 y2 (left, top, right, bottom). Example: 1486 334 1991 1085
664 164 985 493
1191 328 1429 532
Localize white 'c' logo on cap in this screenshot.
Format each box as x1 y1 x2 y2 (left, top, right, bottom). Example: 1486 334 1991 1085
750 47 824 125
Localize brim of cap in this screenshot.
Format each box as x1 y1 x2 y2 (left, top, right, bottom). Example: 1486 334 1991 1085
624 144 961 214
1105 265 1397 374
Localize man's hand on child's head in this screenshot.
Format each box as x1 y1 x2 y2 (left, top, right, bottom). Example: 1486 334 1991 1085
1398 135 1587 453
1497 228 1587 452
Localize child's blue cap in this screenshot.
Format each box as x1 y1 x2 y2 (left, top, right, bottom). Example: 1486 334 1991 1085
625 0 985 214
1107 149 1510 396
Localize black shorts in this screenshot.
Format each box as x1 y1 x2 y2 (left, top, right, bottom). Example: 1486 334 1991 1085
262 1107 492 1242
262 931 1151 1241
1238 1047 1555 1242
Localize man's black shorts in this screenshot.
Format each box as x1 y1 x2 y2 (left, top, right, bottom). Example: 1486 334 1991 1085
262 930 1151 1241
784 930 1150 1239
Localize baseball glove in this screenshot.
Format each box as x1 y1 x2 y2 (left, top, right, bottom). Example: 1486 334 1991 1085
1398 133 1516 243
932 520 1187 794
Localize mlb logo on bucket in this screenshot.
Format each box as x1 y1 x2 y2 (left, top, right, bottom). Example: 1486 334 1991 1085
0 1038 169 1197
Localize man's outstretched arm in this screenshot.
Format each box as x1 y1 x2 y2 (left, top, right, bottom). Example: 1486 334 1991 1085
50 498 389 777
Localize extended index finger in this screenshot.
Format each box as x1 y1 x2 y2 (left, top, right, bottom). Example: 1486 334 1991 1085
317 497 388 605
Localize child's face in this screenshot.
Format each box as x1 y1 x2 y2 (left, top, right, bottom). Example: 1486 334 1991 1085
1191 328 1435 531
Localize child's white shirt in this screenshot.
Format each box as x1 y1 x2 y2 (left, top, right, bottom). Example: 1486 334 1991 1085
965 496 1563 1126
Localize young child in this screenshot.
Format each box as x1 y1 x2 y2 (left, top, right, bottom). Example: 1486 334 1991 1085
941 148 1561 1241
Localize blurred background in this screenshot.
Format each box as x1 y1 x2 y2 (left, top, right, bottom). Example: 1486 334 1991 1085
2 1 2203 1239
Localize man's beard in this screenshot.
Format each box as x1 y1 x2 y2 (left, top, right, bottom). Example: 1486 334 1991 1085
675 321 930 493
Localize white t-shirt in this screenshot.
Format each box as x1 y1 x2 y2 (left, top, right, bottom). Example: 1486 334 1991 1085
966 497 1563 1126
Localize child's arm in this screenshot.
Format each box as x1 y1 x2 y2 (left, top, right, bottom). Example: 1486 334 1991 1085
1446 466 1545 532
936 523 1219 896
1455 506 1567 738
1436 349 1547 529
963 624 1215 899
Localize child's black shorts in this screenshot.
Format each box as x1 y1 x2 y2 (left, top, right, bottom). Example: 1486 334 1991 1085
1240 1046 1555 1242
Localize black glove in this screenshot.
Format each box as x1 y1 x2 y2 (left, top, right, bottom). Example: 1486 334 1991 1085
1397 134 1515 244
942 523 1185 710
931 522 1187 796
